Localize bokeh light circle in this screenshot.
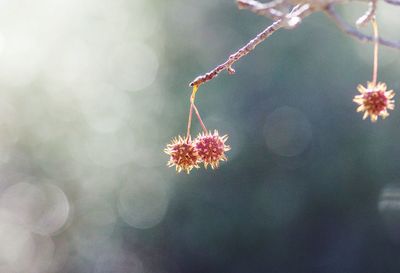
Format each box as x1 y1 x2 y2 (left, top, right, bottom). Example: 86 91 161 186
0 182 70 236
379 183 400 243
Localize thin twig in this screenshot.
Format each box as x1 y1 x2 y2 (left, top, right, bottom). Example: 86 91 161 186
325 5 400 49
189 4 312 87
384 0 400 5
189 20 282 87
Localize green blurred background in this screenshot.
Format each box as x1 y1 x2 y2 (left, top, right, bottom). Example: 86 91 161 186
0 0 400 272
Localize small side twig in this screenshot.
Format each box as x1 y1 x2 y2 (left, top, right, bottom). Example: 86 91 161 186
356 0 377 26
189 4 312 87
324 5 400 49
237 0 286 20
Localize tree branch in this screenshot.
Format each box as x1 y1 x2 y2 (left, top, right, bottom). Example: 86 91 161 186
189 4 313 87
189 0 400 88
324 5 400 49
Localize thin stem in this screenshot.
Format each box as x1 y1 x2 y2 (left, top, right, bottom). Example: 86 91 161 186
192 102 208 134
187 85 206 139
189 84 207 133
190 84 199 103
186 102 194 140
186 85 199 139
371 17 379 85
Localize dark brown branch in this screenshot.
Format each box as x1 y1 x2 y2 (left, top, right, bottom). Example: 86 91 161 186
325 5 400 49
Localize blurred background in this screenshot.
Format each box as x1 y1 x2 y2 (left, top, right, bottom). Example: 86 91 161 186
0 0 400 272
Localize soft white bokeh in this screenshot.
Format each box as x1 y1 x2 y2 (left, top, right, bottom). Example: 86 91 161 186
0 210 35 272
0 0 167 271
118 172 170 229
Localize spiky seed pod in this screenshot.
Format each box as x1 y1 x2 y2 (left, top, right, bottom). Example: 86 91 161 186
164 136 200 174
194 130 231 169
353 81 395 122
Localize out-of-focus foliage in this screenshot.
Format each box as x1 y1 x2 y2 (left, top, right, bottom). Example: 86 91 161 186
0 0 400 272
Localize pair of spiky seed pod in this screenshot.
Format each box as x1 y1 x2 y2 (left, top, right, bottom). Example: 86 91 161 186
165 130 230 174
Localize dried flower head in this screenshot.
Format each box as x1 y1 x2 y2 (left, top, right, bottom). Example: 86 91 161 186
195 130 231 169
353 82 395 122
164 136 200 174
